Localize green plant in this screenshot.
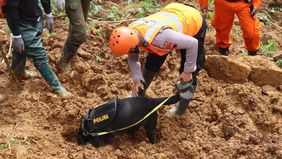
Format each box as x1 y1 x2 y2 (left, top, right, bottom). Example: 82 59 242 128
95 55 102 62
106 6 124 21
0 143 7 150
89 4 104 16
260 39 277 57
276 59 282 68
96 28 104 38
136 0 159 18
257 12 269 22
50 0 60 14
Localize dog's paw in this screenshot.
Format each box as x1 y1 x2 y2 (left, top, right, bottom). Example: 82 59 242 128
88 137 104 147
77 128 87 145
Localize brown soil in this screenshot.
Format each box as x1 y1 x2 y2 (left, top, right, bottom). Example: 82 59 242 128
1 1 282 159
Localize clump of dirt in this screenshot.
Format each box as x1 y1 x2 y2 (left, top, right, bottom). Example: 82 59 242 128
0 1 282 158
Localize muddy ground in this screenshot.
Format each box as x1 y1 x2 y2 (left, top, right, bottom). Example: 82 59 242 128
0 1 282 159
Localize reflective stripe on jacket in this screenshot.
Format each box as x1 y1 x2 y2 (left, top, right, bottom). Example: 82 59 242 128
129 3 202 56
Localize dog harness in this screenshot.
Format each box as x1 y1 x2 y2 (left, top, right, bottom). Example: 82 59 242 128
81 96 172 137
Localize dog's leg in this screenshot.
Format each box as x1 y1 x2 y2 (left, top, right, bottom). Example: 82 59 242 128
88 136 104 147
144 112 157 144
127 125 141 137
77 125 88 145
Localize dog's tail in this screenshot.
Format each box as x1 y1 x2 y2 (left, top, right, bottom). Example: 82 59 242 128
153 93 180 106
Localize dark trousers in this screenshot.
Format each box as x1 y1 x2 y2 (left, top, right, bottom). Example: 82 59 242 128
12 17 62 91
63 0 91 63
144 17 207 88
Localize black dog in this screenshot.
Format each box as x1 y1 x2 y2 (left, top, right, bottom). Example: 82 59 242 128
77 94 180 147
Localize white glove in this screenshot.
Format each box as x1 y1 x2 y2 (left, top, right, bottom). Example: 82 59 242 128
56 0 65 11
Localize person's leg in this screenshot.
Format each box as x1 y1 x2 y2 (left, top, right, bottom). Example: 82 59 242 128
138 53 168 96
57 0 88 72
236 4 260 55
81 0 91 22
24 18 71 97
212 0 235 55
170 18 207 116
11 50 26 77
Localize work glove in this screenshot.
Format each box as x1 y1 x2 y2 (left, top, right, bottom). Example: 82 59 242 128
176 79 195 100
56 0 65 11
12 36 25 54
46 14 54 33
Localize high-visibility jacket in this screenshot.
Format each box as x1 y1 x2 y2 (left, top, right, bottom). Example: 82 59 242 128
129 3 203 56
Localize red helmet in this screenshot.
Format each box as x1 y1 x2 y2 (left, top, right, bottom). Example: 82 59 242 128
109 27 139 56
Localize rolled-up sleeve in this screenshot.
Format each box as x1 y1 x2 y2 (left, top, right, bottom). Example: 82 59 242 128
128 49 145 82
153 29 198 73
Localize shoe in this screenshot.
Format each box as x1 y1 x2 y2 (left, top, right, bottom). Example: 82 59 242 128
56 59 72 73
219 47 229 56
55 87 72 98
14 70 39 80
248 51 258 56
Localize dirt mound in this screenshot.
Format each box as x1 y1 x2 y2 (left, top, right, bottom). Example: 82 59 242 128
205 55 282 87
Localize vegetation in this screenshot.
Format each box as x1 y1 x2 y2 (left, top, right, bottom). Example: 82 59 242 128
260 39 277 57
276 59 282 68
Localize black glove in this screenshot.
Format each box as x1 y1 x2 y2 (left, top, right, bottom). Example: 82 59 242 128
12 36 25 53
176 79 195 100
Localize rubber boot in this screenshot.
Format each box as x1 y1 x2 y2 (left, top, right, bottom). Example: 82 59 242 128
248 51 258 56
37 64 72 97
56 42 79 73
137 68 157 96
219 47 229 56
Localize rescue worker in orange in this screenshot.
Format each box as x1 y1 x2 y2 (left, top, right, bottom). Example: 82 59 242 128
199 0 261 56
109 3 207 116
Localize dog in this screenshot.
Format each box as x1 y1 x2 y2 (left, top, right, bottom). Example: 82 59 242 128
77 93 180 147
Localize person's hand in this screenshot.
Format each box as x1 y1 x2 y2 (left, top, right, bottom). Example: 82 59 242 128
180 72 192 84
250 5 258 17
131 80 144 96
46 14 54 33
56 0 65 11
12 36 25 54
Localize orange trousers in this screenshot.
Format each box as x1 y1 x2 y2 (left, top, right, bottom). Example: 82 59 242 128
212 0 260 52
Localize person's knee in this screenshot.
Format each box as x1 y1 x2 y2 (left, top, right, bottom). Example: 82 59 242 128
70 26 87 45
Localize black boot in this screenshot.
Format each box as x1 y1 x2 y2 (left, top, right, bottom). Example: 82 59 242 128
248 51 258 56
138 69 156 96
56 42 80 73
219 47 229 56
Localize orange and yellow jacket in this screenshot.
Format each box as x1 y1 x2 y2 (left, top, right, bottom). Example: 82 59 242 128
129 3 203 56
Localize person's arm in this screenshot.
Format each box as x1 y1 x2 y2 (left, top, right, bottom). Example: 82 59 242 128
127 47 144 82
153 29 198 73
5 0 25 53
41 0 54 33
5 0 20 36
41 0 51 14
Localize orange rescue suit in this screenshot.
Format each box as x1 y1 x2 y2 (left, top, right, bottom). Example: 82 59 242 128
0 0 5 18
129 3 203 56
199 0 261 52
